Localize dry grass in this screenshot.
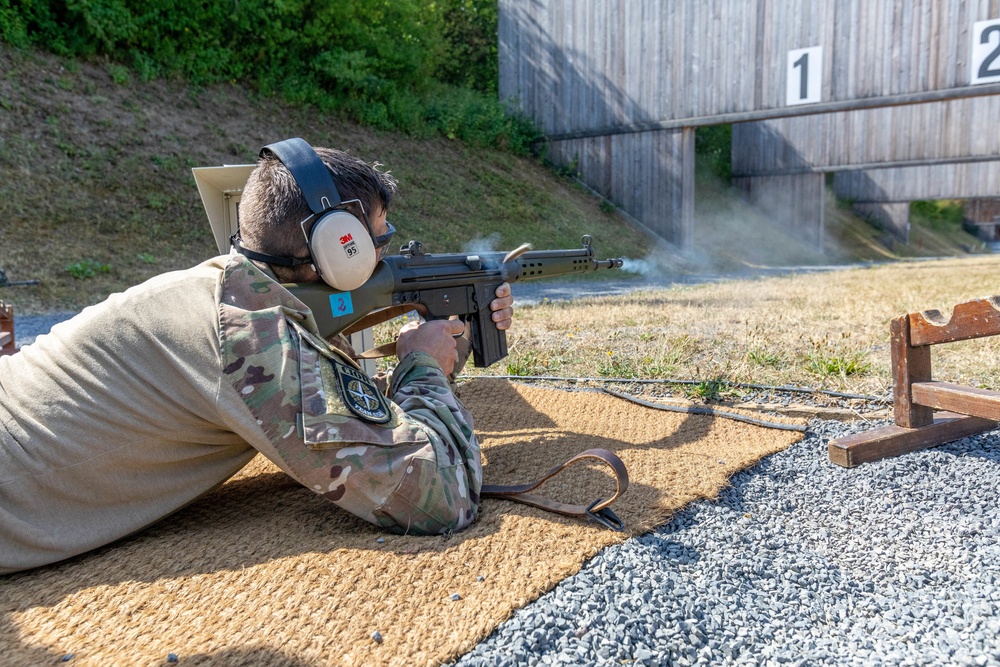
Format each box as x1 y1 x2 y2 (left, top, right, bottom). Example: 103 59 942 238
446 255 1000 397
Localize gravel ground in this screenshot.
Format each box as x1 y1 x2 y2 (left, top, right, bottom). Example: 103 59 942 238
453 416 1000 667
14 312 1000 666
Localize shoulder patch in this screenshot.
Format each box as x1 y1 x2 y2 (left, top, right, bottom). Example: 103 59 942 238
332 357 393 424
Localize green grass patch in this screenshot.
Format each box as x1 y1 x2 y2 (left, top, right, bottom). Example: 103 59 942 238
682 376 728 402
803 350 871 379
65 260 112 280
505 349 560 377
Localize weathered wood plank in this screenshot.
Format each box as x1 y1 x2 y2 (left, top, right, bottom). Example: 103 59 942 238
912 382 1000 420
828 411 999 467
502 0 1000 136
731 95 1000 176
909 296 1000 345
832 161 1000 202
891 313 935 428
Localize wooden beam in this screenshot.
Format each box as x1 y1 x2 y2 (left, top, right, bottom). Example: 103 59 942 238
546 82 1000 140
911 382 1000 421
828 412 999 468
909 297 1000 346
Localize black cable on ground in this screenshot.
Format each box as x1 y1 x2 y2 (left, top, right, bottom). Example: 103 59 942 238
462 374 891 404
601 389 810 433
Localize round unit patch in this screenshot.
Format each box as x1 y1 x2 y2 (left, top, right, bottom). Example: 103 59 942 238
332 359 392 424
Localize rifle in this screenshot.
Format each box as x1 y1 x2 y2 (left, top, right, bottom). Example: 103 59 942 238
0 268 40 288
287 235 624 368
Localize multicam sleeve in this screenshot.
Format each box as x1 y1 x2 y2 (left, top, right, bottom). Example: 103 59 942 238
219 260 482 535
287 345 483 536
371 351 483 533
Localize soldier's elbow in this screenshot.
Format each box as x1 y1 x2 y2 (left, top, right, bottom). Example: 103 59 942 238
372 459 481 535
375 496 479 535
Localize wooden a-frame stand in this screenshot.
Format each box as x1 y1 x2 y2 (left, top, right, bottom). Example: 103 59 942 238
829 296 1000 467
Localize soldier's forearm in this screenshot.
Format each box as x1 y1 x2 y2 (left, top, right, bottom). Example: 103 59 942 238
383 352 483 532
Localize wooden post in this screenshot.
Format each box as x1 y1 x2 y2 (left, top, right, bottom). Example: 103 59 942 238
889 314 933 428
679 126 695 252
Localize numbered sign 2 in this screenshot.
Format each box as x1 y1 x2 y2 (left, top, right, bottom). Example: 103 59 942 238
328 291 355 316
971 19 1000 85
786 46 823 106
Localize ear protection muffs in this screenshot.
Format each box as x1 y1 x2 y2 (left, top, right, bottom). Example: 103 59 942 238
233 137 377 291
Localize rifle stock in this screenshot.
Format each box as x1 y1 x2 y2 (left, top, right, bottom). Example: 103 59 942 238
287 235 624 368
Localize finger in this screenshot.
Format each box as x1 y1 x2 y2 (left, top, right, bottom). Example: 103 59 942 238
490 294 514 311
398 321 420 334
442 319 467 336
491 307 513 322
492 309 513 330
494 282 511 299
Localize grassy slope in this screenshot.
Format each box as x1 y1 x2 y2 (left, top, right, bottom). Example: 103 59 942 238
0 44 651 314
0 43 988 315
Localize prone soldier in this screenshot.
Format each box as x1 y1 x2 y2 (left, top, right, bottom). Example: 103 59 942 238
0 138 513 574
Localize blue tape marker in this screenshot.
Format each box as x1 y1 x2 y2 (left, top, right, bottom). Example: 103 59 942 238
329 292 355 316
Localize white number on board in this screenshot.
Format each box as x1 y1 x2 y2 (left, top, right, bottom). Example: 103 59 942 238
787 46 823 105
972 19 1000 85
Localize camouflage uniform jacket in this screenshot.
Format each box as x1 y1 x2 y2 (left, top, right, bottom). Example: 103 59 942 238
220 255 483 534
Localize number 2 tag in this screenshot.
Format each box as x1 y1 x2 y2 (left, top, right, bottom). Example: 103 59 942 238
329 292 354 315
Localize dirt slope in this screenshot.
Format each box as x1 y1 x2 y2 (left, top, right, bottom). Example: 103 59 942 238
0 44 650 313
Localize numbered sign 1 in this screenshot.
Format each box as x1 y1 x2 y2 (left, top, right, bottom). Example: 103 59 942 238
971 19 1000 85
786 46 823 106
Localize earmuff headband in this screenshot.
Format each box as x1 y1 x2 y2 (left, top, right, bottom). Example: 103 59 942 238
229 231 312 267
261 138 342 215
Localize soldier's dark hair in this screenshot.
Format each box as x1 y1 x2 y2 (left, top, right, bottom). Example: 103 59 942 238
238 147 397 280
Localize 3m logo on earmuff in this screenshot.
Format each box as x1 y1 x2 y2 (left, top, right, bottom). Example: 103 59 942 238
340 233 359 258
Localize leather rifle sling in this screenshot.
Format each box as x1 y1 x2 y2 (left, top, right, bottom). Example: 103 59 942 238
481 448 629 531
343 306 470 363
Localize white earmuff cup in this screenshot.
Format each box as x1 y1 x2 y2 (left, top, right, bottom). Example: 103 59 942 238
309 210 377 291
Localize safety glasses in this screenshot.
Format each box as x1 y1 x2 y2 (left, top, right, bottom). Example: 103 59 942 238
341 198 396 259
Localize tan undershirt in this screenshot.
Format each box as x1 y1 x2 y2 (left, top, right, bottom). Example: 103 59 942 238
0 258 265 574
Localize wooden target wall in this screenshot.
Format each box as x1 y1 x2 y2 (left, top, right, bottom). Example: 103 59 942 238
499 0 1000 249
833 162 1000 203
730 95 1000 244
731 96 1000 176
